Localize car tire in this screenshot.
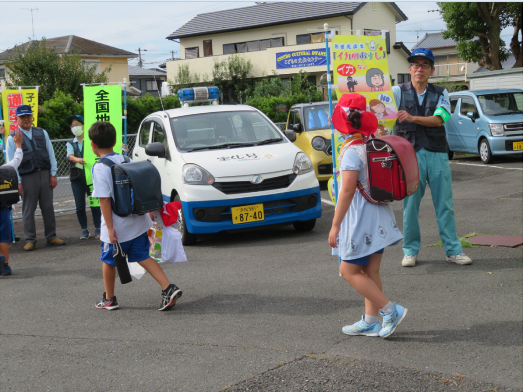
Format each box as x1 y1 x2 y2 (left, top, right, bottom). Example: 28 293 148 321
293 219 316 232
479 138 494 164
174 195 198 246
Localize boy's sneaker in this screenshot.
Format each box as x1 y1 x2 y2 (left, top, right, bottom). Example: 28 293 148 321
401 254 417 267
95 292 119 310
342 316 381 336
94 228 101 240
379 304 408 338
446 253 472 265
2 264 12 276
80 229 90 240
159 283 182 311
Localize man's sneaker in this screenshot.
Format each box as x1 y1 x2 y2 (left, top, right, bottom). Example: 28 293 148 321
80 229 90 240
94 228 101 240
447 253 472 265
46 238 66 246
159 283 182 311
2 264 12 276
95 292 119 310
342 316 381 336
379 304 408 338
401 254 417 267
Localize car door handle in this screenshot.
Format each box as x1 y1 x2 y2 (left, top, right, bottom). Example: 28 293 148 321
134 153 138 157
458 120 462 124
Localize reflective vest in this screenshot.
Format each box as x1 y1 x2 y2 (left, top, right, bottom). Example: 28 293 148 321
394 82 447 153
14 127 52 176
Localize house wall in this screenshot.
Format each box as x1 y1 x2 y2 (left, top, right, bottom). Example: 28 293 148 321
166 2 409 86
428 47 478 79
469 69 523 90
90 57 130 84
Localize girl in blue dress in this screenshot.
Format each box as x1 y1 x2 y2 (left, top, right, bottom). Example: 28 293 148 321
328 93 407 338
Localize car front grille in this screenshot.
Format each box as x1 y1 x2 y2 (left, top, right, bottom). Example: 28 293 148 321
212 174 297 195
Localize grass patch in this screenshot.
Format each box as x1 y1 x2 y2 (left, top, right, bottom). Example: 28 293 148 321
425 232 483 248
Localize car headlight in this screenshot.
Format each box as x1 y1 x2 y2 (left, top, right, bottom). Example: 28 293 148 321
293 152 313 175
489 123 504 136
311 136 327 151
183 164 215 185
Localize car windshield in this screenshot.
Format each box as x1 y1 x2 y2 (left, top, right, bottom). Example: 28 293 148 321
477 92 523 115
304 104 330 131
169 111 283 151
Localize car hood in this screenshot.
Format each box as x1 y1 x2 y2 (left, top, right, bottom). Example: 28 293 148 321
180 142 299 178
484 113 523 123
303 129 332 139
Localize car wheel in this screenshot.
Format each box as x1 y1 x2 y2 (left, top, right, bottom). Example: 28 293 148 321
174 195 198 246
479 138 494 164
293 219 316 232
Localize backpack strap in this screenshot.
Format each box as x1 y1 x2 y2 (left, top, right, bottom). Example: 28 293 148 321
97 155 131 167
356 182 384 205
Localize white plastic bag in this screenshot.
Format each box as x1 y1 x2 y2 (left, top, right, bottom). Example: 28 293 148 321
161 226 187 263
127 260 146 280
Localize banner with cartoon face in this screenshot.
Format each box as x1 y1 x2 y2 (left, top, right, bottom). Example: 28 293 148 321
328 34 397 204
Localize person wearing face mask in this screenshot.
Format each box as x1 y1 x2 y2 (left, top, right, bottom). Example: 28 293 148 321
66 114 101 240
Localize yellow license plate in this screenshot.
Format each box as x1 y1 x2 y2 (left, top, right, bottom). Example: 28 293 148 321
514 141 523 151
231 204 264 225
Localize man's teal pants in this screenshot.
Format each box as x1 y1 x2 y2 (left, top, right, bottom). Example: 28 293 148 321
402 148 463 257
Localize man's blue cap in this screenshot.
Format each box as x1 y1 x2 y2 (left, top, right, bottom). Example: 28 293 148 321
407 48 435 64
15 105 33 117
65 114 84 125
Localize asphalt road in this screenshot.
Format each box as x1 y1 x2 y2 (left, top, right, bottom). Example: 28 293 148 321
1 153 522 392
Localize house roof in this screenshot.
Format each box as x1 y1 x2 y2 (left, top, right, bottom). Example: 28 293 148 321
0 35 137 62
474 54 518 72
412 32 455 50
167 2 408 40
128 65 167 77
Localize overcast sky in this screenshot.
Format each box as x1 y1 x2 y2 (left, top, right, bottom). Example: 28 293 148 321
0 1 516 68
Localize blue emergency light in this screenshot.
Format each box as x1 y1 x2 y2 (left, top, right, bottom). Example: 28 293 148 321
177 86 220 106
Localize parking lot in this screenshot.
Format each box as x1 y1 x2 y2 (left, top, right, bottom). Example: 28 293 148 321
1 154 521 391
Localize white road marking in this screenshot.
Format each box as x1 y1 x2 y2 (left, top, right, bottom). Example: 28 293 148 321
321 198 334 206
450 162 523 171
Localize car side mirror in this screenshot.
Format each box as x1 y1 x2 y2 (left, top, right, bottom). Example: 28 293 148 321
284 129 297 142
145 142 166 158
292 123 302 133
466 111 476 122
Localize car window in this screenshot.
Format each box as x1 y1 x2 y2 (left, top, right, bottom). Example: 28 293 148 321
450 98 458 114
139 121 152 146
477 92 523 115
151 120 170 159
460 97 478 117
169 111 283 151
304 105 330 130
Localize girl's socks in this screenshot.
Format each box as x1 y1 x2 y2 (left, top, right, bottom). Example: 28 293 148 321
364 315 379 324
381 301 394 314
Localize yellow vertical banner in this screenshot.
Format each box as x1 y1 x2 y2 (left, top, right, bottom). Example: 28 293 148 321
328 34 398 204
1 89 39 132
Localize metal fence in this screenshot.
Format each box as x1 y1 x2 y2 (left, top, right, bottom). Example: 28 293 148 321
0 134 137 219
2 123 287 219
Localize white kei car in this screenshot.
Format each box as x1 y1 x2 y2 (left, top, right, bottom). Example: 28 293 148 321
133 87 322 245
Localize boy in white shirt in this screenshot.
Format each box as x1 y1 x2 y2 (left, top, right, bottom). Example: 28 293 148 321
90 121 182 310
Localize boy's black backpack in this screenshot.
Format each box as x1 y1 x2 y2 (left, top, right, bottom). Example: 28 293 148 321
97 156 163 217
0 166 19 207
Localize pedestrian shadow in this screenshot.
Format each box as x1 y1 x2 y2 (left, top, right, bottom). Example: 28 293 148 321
175 293 359 316
388 321 522 347
417 256 522 274
1 267 102 280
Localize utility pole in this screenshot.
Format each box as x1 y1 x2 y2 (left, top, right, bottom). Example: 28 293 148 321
171 50 175 60
21 7 39 40
136 48 147 68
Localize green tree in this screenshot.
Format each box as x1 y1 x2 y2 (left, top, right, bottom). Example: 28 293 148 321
438 2 522 70
212 55 253 103
5 38 111 104
38 91 84 139
126 94 180 134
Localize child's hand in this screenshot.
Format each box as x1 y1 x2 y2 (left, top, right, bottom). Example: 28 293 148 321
108 227 118 243
328 225 340 248
148 212 155 220
13 130 23 148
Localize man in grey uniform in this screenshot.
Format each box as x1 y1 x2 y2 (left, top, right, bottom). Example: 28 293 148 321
6 105 65 250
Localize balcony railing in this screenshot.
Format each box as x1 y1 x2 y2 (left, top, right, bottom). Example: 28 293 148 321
432 62 468 78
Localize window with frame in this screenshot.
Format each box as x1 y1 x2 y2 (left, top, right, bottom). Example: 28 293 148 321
139 121 152 146
152 121 170 159
397 73 411 84
296 34 311 45
460 97 478 117
222 37 285 55
146 80 157 91
185 47 199 59
450 98 458 114
203 40 213 56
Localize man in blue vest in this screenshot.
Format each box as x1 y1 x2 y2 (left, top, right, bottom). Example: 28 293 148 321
392 48 471 267
6 105 65 251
